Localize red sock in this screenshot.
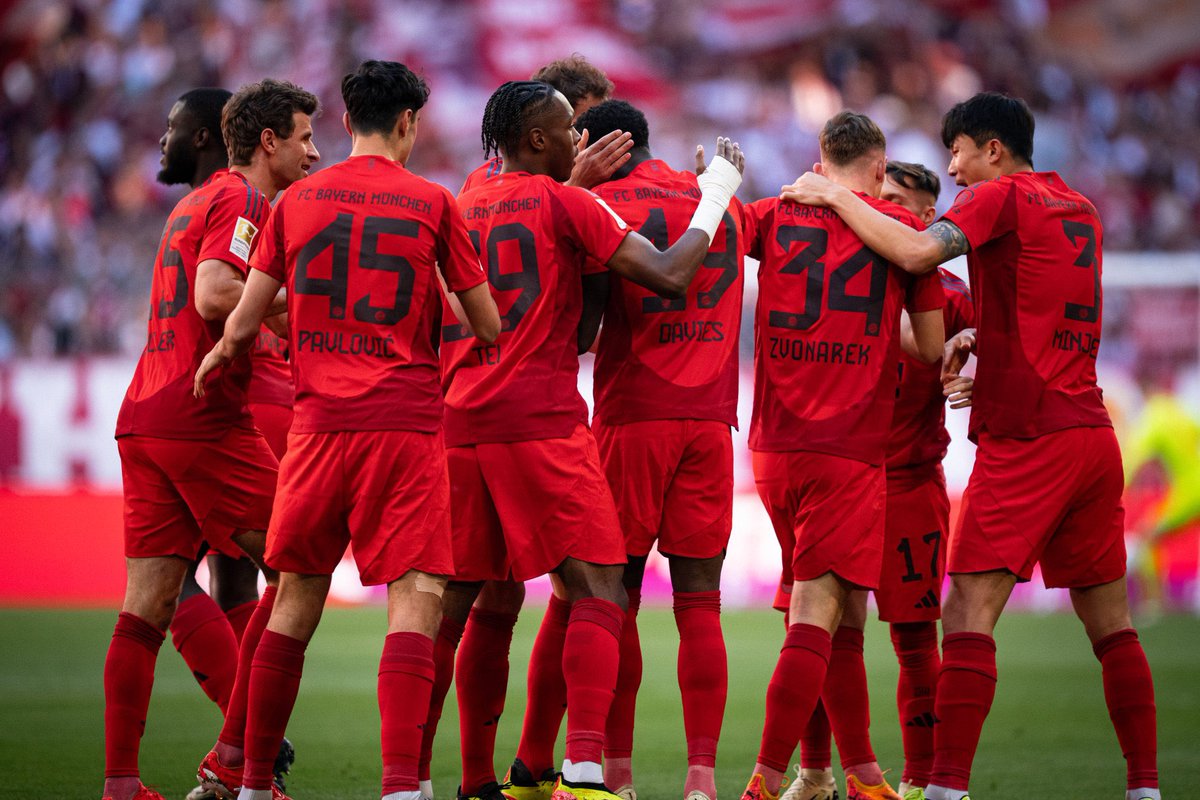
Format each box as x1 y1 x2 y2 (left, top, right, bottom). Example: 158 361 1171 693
242 630 306 791
891 622 939 787
799 700 832 769
929 632 997 792
757 624 832 772
562 597 624 765
224 600 258 644
218 585 277 750
170 593 239 714
823 625 875 769
381 632 436 794
421 616 465 781
516 595 571 775
603 588 642 763
104 612 165 778
674 590 725 768
1093 629 1158 789
458 609 519 792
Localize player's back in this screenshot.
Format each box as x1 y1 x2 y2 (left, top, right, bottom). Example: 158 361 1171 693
117 169 266 440
591 159 745 427
443 170 630 447
944 170 1110 438
258 155 477 434
886 268 975 472
459 156 504 195
747 193 941 464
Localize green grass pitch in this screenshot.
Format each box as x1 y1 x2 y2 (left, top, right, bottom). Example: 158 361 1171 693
0 606 1195 799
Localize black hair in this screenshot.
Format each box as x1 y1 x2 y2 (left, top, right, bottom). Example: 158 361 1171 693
178 87 232 152
941 91 1035 167
886 160 941 201
342 60 430 136
574 99 649 150
480 80 561 159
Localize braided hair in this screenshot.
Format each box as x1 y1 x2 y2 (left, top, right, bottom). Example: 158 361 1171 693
480 80 560 160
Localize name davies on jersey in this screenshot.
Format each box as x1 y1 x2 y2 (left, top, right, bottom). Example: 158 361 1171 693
295 329 398 358
768 336 872 365
659 320 725 343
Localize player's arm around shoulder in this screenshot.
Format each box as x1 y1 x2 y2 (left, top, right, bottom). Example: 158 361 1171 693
606 137 745 297
780 173 969 274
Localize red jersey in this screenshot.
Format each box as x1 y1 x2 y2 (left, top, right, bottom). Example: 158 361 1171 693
885 268 975 471
117 169 268 440
746 193 944 464
460 157 504 195
248 327 292 407
443 171 631 447
252 155 486 434
591 160 746 427
942 171 1111 439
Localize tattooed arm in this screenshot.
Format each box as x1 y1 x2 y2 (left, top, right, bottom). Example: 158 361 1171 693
780 172 969 274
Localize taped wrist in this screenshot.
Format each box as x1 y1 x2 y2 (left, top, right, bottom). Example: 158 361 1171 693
688 155 742 241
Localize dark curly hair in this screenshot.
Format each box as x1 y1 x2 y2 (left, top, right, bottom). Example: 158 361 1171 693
574 99 649 150
480 80 560 159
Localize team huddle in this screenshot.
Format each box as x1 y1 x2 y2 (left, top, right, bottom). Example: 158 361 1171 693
101 56 1160 800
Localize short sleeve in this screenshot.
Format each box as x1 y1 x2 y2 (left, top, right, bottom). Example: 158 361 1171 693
940 178 1015 251
436 188 487 293
249 191 287 283
198 181 269 276
557 186 631 265
742 198 775 260
939 269 975 331
905 269 946 313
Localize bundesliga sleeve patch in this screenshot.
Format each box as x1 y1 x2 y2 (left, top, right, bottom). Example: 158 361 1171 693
229 216 260 262
594 196 628 229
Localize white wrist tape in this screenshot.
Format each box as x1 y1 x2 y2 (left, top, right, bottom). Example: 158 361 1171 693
688 155 743 241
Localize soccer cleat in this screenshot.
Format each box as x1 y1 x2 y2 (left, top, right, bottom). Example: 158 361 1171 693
740 774 780 800
460 781 514 800
102 784 166 800
550 775 625 800
900 788 924 800
684 791 713 800
503 758 559 800
273 736 295 793
845 775 902 800
185 785 219 800
197 750 242 800
613 785 637 800
780 766 838 800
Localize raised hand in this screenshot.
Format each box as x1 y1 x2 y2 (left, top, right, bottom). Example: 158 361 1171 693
568 128 634 189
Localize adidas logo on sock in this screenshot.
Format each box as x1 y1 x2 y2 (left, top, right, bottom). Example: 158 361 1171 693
905 711 938 728
913 590 940 609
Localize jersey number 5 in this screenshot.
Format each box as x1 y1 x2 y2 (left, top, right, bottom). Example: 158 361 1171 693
295 213 417 325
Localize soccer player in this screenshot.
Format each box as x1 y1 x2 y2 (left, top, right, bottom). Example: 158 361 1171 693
738 112 945 800
193 60 500 800
781 92 1159 800
103 79 319 800
567 99 745 800
785 161 976 800
441 80 742 800
460 54 632 194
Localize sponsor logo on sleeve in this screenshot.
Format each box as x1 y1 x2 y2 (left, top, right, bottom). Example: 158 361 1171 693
230 216 260 261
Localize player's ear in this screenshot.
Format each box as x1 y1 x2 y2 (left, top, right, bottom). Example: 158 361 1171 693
986 138 1003 165
193 126 210 150
813 161 825 176
260 126 277 156
528 125 546 154
342 111 353 137
396 108 416 140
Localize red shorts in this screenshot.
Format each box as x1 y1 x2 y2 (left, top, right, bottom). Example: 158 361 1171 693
594 418 733 559
876 464 950 622
753 449 885 591
249 402 293 461
267 429 453 585
448 424 626 582
118 427 277 560
952 426 1126 588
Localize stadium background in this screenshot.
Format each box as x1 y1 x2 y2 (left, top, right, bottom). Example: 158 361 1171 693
3 3 1200 800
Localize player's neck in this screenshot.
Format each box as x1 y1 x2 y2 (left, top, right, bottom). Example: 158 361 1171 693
825 169 880 198
189 152 228 189
232 158 285 201
350 133 408 165
613 148 651 180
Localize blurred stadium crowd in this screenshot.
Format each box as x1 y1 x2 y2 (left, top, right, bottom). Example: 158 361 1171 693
1 0 1199 358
